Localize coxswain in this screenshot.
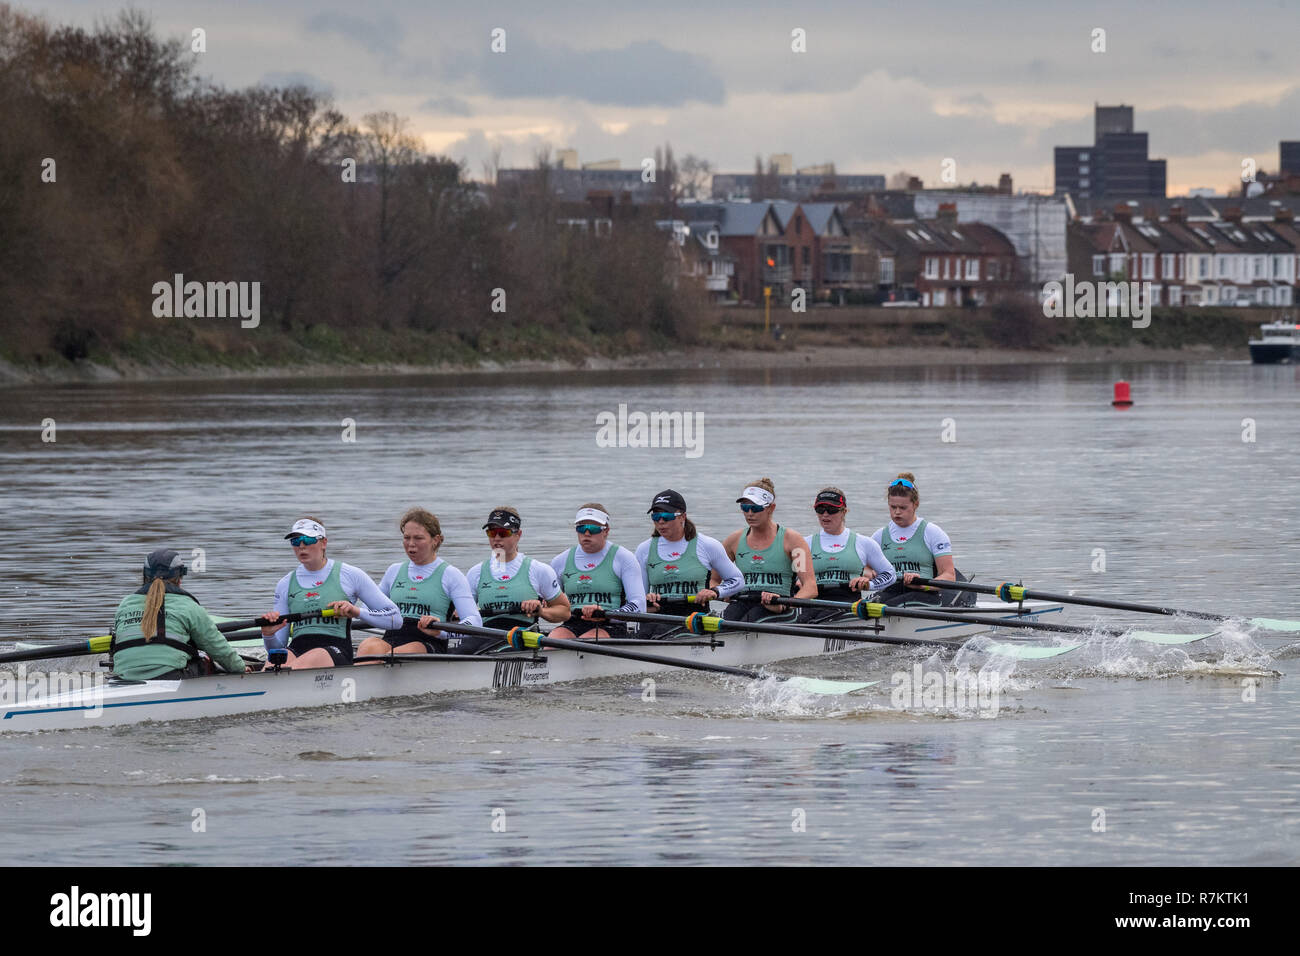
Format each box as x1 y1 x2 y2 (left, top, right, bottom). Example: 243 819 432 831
111 549 252 680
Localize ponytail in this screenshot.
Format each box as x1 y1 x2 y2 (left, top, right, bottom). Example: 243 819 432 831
141 578 166 641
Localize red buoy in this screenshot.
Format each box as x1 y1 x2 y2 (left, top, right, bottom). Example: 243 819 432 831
1112 380 1133 407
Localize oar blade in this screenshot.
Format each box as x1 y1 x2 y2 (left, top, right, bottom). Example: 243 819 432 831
1128 630 1214 645
782 677 878 695
984 641 1081 660
1248 617 1300 633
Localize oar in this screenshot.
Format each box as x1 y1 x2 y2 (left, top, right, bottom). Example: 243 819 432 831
0 611 328 666
913 576 1300 632
375 618 874 696
600 609 1080 660
778 597 1212 647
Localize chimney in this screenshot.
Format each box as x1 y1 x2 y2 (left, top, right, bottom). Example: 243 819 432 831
997 173 1013 195
936 202 958 225
1169 204 1185 223
1275 206 1295 223
1223 206 1243 223
906 176 924 192
1113 203 1132 223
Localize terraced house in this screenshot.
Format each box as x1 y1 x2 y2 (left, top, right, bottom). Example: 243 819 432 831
1067 204 1299 306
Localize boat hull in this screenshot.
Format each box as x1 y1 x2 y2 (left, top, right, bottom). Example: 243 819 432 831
1 600 1065 731
1249 342 1300 364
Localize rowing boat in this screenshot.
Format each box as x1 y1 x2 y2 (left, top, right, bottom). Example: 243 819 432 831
0 599 1064 732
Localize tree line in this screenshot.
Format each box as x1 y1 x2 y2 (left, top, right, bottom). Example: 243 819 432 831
0 7 706 365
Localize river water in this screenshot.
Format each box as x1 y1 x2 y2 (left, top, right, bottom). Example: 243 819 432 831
1 359 1297 865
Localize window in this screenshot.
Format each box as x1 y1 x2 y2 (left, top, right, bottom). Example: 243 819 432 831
1109 253 1124 274
966 259 979 280
1280 287 1294 306
880 258 895 284
934 289 947 306
1169 286 1182 306
1161 253 1175 276
1218 258 1230 277
1079 151 1089 161
924 258 939 279
1274 255 1286 278
942 258 950 279
1141 254 1154 279
795 217 802 235
1254 256 1267 278
1092 255 1106 276
1080 178 1090 188
802 247 810 266
988 260 1000 281
1199 256 1210 278
1080 165 1090 175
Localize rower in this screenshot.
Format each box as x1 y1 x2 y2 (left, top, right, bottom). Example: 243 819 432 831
355 508 482 661
870 474 974 607
548 504 645 640
803 486 898 623
260 517 403 668
111 549 252 680
721 478 818 622
465 507 570 653
634 489 744 639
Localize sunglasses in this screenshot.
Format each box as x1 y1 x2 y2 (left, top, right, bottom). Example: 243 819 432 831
486 528 515 539
890 479 915 490
650 511 682 522
575 524 605 535
739 503 767 513
814 505 844 515
288 536 320 547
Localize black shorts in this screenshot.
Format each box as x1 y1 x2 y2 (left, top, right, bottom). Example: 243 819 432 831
377 624 446 654
551 615 629 638
723 597 801 624
288 634 354 664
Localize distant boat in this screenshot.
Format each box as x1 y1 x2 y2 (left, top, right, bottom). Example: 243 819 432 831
1249 319 1300 364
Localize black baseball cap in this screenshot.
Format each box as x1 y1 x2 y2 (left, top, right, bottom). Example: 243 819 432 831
814 489 847 509
647 489 687 513
143 548 187 579
482 508 522 532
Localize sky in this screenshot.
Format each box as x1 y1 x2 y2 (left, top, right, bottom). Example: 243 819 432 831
23 0 1300 195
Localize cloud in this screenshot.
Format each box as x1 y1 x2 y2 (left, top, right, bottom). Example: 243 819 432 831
464 36 725 108
421 95 474 116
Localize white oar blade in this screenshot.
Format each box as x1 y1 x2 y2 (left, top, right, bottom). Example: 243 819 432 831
783 677 878 695
1129 630 1214 645
1249 617 1300 633
985 641 1081 660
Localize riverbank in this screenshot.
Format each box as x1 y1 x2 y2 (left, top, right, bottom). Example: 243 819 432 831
0 339 1236 386
0 305 1267 386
